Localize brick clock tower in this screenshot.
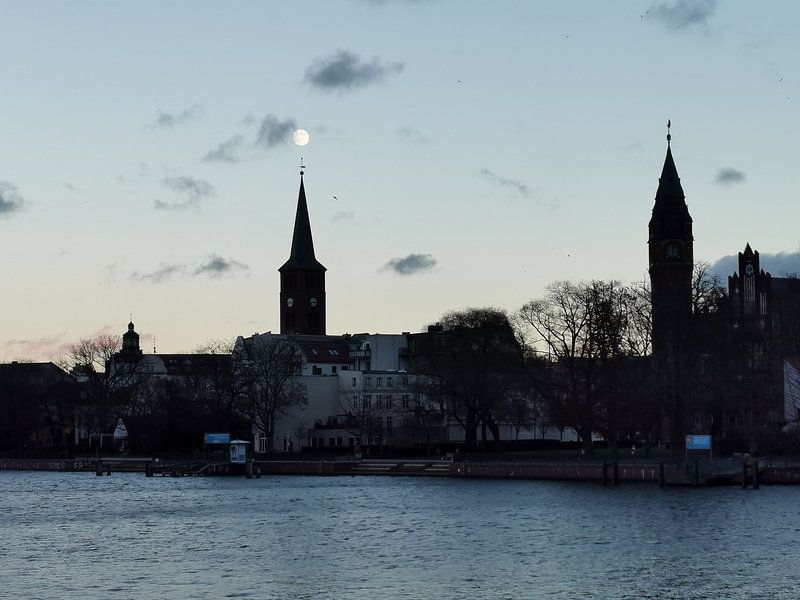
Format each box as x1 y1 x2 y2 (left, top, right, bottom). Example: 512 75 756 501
279 169 326 335
648 126 693 360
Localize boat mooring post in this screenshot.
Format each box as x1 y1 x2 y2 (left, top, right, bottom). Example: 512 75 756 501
752 460 759 490
742 458 749 489
96 460 103 476
692 461 699 487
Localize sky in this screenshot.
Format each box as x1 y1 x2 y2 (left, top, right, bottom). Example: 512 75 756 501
2 0 799 361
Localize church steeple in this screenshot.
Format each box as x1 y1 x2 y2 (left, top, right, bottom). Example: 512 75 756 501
279 172 326 273
120 320 143 360
648 125 694 359
279 169 327 335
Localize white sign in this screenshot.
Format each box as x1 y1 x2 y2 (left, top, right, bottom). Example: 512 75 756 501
229 443 247 464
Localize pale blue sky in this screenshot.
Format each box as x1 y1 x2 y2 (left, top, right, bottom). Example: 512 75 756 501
2 0 799 360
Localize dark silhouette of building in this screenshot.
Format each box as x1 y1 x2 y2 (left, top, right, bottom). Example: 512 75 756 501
648 129 694 360
279 170 326 335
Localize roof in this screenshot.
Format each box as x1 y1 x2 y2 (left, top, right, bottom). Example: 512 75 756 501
651 145 691 221
243 333 351 364
155 353 232 376
279 175 326 273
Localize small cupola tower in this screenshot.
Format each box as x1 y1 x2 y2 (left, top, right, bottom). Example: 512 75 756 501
279 167 327 335
648 122 694 360
120 320 143 361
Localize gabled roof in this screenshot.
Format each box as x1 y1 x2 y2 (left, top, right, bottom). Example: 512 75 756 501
279 175 326 272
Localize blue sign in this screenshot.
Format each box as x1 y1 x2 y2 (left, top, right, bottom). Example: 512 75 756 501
686 435 712 450
204 432 231 445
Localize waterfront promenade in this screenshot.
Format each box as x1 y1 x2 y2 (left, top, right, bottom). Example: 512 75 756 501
4 454 800 485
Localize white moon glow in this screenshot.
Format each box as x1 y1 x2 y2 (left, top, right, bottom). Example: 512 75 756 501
292 129 310 146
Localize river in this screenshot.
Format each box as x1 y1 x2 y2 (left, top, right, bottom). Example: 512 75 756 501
1 471 798 599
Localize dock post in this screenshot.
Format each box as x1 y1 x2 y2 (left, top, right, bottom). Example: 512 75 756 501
602 461 608 486
96 460 103 476
612 461 619 486
145 461 153 477
752 460 759 490
742 460 749 489
693 461 699 487
246 459 253 479
659 462 665 486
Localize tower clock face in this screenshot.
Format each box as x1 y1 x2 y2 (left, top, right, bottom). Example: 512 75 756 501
309 297 318 307
745 263 754 277
286 297 294 307
665 244 680 260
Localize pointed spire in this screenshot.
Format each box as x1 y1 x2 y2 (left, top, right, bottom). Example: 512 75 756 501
652 124 689 219
279 170 326 272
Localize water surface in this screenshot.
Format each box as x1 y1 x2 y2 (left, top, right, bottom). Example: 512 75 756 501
1 472 798 599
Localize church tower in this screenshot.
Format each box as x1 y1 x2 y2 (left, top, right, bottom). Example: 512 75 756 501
279 169 326 335
119 320 143 362
648 125 694 360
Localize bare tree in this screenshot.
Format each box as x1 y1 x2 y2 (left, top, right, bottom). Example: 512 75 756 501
59 335 137 445
235 336 308 453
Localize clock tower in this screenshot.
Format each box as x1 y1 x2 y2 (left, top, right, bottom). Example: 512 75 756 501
648 126 693 360
279 169 326 335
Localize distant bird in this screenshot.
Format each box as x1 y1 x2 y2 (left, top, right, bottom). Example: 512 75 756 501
332 195 338 200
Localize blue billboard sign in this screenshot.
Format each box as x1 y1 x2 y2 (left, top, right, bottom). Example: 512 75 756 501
685 435 712 450
204 432 231 445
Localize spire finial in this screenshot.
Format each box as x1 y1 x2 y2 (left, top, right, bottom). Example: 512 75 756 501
153 336 157 354
299 158 305 177
667 119 672 145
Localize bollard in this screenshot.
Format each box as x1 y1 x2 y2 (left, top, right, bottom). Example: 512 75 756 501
742 460 749 489
145 461 153 477
96 460 103 476
752 460 759 490
246 459 254 479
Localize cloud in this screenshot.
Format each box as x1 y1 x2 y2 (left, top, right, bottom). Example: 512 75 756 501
709 250 800 279
130 263 186 283
397 126 429 144
130 255 250 283
381 253 437 276
714 167 746 186
305 50 404 91
0 181 25 217
193 254 250 278
154 176 216 211
256 115 298 149
151 103 203 128
204 135 245 162
647 0 716 30
332 211 355 222
477 168 533 198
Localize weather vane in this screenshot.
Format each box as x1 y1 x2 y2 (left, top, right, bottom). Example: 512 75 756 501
299 158 306 176
667 119 672 145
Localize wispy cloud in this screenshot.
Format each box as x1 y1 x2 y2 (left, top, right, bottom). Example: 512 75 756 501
397 126 429 144
2 333 69 360
256 115 298 149
647 0 716 30
714 167 746 186
204 135 245 162
381 253 437 276
332 211 355 222
154 176 216 211
151 103 203 128
130 255 250 283
305 50 404 91
710 249 800 278
0 181 25 217
193 254 249 278
477 168 533 198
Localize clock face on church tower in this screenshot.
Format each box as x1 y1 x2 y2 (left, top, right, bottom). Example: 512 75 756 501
286 297 294 307
309 297 318 307
665 244 680 260
745 263 754 277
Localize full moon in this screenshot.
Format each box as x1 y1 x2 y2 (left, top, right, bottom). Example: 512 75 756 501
292 129 310 146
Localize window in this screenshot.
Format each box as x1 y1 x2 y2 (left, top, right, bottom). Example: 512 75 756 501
385 416 393 431
386 396 394 409
402 394 410 409
365 377 372 386
387 377 393 387
376 399 382 409
364 396 372 409
312 366 322 375
329 437 336 447
352 377 357 387
402 376 409 386
331 365 337 374
341 365 349 371
377 377 383 387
